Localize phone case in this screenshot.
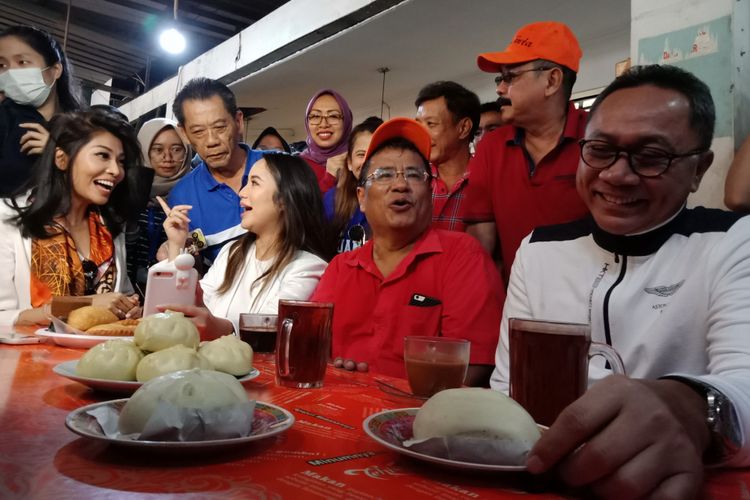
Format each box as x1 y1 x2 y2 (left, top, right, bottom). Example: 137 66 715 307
143 254 198 317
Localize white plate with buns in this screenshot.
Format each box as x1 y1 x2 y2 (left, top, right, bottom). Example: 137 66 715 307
364 408 533 472
66 398 294 451
36 328 132 349
53 360 261 393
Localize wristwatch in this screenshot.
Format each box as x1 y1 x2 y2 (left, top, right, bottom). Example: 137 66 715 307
663 376 742 465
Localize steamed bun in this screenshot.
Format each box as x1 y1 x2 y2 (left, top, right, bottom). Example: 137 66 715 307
410 388 540 465
76 339 144 381
198 334 253 376
118 369 251 438
134 311 199 352
136 344 212 382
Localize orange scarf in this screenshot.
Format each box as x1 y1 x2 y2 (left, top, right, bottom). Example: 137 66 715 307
30 210 116 307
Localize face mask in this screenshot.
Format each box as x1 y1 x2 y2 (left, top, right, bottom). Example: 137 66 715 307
0 66 53 108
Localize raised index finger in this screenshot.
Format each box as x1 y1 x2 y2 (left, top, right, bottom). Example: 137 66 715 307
155 196 171 214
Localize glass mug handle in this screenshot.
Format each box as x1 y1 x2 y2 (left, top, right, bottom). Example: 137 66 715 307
589 341 627 375
278 317 294 376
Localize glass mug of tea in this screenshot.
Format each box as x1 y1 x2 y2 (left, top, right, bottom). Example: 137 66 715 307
238 314 278 353
404 336 470 397
275 300 333 389
508 318 626 427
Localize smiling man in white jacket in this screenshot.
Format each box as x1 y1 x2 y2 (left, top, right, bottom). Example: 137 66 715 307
492 65 750 498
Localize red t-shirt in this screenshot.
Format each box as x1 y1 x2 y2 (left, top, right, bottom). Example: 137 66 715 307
311 228 505 378
463 103 590 284
303 156 337 193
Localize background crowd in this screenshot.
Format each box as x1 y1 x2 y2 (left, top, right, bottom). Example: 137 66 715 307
1 19 750 498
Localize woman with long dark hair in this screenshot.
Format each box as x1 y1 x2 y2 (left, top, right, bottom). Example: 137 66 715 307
161 153 332 338
324 116 382 253
300 89 353 192
0 110 142 326
0 25 82 196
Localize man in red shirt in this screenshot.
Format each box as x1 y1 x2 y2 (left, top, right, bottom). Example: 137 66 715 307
415 81 480 232
464 21 590 284
311 118 504 383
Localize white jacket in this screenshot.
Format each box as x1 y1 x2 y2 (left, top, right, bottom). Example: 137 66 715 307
0 201 132 326
201 241 327 334
491 207 750 467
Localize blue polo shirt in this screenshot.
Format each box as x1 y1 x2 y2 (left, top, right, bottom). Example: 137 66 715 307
168 144 264 263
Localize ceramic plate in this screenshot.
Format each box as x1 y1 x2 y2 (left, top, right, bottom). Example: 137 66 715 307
35 328 132 349
66 399 293 451
54 360 261 393
363 408 529 472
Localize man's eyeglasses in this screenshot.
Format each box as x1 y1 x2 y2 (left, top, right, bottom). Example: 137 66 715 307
494 66 553 86
81 259 98 295
307 113 344 125
149 145 187 160
578 139 708 178
362 167 431 186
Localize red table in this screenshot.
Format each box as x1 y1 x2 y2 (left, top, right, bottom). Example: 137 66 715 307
0 341 747 499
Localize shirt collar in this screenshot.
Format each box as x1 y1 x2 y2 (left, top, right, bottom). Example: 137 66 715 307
591 206 689 256
507 102 582 147
199 143 251 192
343 227 444 281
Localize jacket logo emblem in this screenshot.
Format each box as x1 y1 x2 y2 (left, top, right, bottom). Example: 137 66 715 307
644 280 685 297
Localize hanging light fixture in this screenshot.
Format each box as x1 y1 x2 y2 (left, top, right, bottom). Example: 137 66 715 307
159 0 186 54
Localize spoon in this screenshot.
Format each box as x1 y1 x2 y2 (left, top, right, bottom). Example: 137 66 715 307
374 379 428 400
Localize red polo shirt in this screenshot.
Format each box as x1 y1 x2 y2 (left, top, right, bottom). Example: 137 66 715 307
463 103 589 284
311 228 505 378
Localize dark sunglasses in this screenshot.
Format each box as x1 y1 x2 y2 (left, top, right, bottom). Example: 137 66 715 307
81 259 98 295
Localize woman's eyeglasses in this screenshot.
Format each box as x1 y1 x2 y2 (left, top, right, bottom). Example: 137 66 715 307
307 113 344 125
149 145 187 160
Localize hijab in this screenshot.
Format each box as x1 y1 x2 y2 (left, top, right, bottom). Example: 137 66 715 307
137 118 191 199
301 89 353 164
252 126 291 153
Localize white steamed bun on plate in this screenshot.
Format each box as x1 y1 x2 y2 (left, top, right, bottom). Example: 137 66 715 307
407 388 541 466
76 339 144 381
134 311 199 352
136 344 212 382
118 368 253 440
199 334 253 376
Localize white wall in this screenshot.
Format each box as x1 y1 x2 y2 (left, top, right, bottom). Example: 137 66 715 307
631 0 738 209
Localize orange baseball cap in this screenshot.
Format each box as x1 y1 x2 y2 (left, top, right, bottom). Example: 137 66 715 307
477 21 582 73
364 117 431 163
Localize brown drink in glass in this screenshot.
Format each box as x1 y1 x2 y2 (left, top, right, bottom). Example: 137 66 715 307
239 314 278 353
276 300 333 389
509 318 625 427
404 337 470 397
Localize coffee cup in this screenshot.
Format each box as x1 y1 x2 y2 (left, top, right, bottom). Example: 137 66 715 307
404 336 470 397
508 318 626 426
275 300 333 389
238 314 278 353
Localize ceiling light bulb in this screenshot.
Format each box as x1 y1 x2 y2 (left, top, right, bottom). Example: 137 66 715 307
159 28 186 54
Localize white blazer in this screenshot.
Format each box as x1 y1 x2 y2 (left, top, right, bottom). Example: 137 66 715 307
201 242 327 334
0 201 133 326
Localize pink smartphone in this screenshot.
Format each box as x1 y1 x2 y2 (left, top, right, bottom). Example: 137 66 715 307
143 254 198 316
